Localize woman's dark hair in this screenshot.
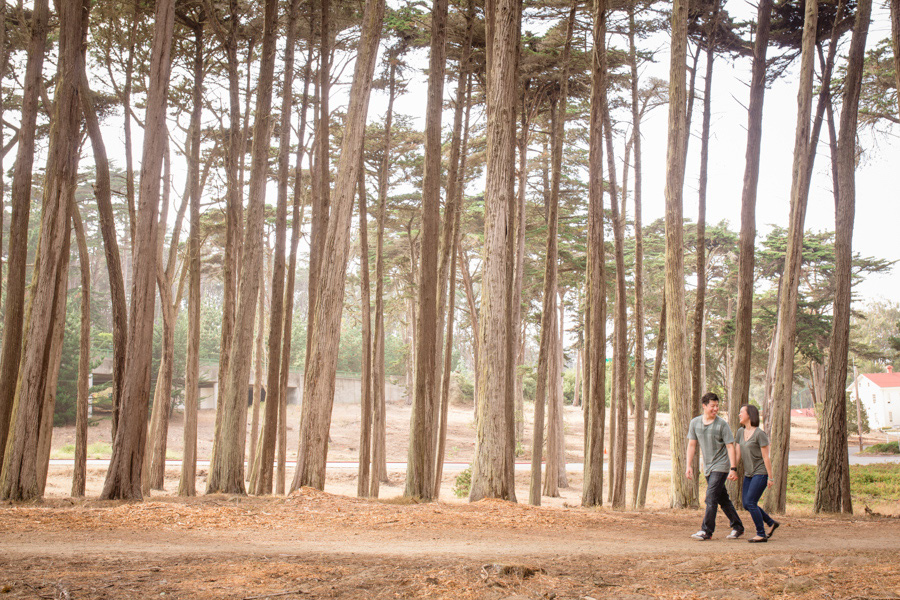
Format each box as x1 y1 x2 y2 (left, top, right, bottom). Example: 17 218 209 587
701 392 719 405
744 404 760 427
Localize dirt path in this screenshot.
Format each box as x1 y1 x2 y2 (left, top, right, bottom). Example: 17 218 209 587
2 492 899 599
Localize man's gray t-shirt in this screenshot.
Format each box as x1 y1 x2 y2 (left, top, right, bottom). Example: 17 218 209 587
736 426 770 476
687 415 734 476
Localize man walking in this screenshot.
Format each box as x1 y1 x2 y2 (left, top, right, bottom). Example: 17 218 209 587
686 392 744 540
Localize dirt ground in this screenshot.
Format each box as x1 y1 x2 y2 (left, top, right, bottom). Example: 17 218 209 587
5 400 897 599
2 490 900 599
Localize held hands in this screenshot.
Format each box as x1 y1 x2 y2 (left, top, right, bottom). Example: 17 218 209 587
767 478 774 488
727 469 738 482
685 466 693 480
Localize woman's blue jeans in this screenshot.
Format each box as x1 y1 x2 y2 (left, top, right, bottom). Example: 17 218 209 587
742 474 775 536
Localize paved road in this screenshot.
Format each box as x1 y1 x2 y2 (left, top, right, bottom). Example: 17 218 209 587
49 447 900 474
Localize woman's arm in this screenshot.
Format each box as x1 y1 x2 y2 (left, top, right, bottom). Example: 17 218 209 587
761 443 774 487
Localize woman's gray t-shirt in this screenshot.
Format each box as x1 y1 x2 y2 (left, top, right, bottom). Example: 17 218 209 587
736 426 770 477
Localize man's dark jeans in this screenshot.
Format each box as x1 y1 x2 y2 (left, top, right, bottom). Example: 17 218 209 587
702 470 743 536
742 474 775 537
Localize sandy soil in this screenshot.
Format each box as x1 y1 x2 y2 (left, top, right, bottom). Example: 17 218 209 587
1 490 899 599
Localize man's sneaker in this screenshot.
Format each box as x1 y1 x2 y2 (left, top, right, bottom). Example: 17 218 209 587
725 529 744 539
690 531 711 540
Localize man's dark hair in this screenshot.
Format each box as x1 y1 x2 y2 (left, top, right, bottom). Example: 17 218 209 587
744 404 760 427
701 392 719 405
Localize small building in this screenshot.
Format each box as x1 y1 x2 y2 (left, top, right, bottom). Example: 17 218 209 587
847 366 900 429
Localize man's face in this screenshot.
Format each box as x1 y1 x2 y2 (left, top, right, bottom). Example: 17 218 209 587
704 400 719 418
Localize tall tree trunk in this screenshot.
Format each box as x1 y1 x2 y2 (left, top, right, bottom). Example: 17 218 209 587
555 293 568 488
370 58 397 497
123 6 138 246
406 0 450 501
435 0 476 495
179 20 204 497
1 0 80 501
815 0 871 514
207 0 279 495
664 0 695 509
277 48 314 496
731 0 773 421
37 245 71 497
209 0 245 472
693 1 719 499
71 205 91 498
638 296 666 507
305 0 332 373
291 0 385 492
358 163 373 497
146 140 190 493
255 0 302 496
605 79 628 511
78 30 128 473
469 0 519 503
765 0 819 516
0 0 49 468
628 0 646 509
582 0 608 507
248 270 267 490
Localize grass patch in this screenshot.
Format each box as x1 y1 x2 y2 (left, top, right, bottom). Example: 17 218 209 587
862 441 900 455
51 441 113 459
787 464 900 507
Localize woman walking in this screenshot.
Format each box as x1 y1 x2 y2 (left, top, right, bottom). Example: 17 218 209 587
735 404 780 543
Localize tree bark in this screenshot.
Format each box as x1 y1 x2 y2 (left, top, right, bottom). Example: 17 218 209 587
207 0 279 495
370 58 397 497
435 0 476 496
628 0 646 509
582 0 608 507
664 0 695 509
605 77 628 511
100 0 175 499
358 162 373 498
78 33 128 468
406 0 450 501
815 0 871 514
765 0 818 515
71 205 91 498
469 0 519 503
255 0 303 497
179 20 204 498
276 48 314 496
1 0 79 501
291 0 386 492
0 0 49 468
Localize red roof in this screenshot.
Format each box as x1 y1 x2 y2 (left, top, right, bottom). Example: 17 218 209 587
862 373 900 388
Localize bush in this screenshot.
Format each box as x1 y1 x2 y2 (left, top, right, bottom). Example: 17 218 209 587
453 467 472 498
863 441 900 455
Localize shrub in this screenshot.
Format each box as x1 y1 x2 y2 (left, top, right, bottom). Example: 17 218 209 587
453 467 472 498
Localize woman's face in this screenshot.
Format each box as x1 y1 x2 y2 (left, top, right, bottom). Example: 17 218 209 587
739 406 749 425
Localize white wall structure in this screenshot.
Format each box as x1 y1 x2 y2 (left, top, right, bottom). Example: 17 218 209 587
848 366 900 429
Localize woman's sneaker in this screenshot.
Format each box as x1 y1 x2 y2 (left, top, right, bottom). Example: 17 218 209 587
691 531 711 540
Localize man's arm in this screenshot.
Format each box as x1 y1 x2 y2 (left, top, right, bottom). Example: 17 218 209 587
685 439 697 479
726 442 738 481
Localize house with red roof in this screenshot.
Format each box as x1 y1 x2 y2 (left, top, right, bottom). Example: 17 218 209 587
848 366 900 429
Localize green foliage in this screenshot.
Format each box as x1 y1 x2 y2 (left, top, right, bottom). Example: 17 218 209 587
787 464 900 507
453 467 472 499
455 372 474 403
863 442 900 455
563 369 577 404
